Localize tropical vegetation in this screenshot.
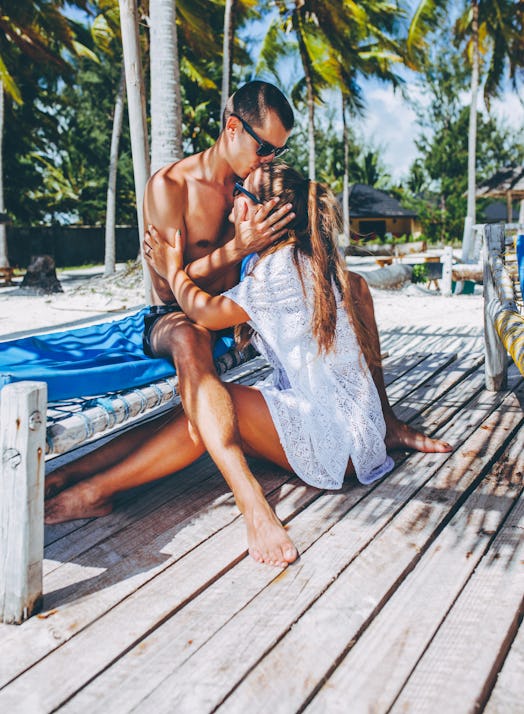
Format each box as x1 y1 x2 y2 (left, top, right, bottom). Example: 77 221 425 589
0 0 522 269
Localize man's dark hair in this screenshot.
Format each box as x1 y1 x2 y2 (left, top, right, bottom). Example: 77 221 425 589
223 81 294 131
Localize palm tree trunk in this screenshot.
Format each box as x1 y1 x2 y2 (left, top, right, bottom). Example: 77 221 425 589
104 65 126 276
119 0 151 302
150 0 183 173
0 83 8 268
342 94 350 243
220 0 235 120
464 0 479 258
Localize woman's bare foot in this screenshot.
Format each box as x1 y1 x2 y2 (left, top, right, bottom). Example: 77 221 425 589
45 481 113 525
385 415 453 453
244 499 298 567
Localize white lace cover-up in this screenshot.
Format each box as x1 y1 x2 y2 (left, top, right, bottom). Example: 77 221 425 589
223 245 394 489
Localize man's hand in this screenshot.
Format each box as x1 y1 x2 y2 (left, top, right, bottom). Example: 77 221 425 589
235 197 295 254
143 225 184 285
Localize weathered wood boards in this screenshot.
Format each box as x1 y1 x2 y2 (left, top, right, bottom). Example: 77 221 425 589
0 354 521 713
0 382 46 624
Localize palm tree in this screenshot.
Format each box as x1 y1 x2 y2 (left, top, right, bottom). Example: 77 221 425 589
259 1 404 182
221 0 235 120
220 0 258 119
409 0 523 252
259 1 352 180
0 0 92 267
118 0 151 300
92 0 127 275
149 0 183 172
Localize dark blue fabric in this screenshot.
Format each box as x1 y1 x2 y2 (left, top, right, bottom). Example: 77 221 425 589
0 307 234 401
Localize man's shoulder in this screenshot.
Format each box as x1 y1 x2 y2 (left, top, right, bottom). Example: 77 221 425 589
147 156 197 197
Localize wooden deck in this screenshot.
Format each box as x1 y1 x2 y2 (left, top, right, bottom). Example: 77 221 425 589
0 345 522 713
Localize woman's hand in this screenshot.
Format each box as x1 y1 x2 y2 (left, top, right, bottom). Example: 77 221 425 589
143 225 184 283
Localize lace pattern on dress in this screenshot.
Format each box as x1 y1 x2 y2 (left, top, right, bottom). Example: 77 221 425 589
223 246 394 488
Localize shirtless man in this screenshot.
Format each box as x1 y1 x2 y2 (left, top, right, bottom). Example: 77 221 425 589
45 81 451 566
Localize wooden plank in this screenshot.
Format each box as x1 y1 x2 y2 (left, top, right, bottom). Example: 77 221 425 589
0 368 516 706
0 354 506 681
57 376 523 713
393 352 484 424
0 350 438 670
304 433 523 713
386 352 456 405
484 618 524 714
382 352 429 387
0 478 318 710
43 456 226 576
120 383 524 714
390 482 524 714
0 382 47 624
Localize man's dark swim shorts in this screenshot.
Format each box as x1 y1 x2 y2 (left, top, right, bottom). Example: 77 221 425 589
142 304 182 357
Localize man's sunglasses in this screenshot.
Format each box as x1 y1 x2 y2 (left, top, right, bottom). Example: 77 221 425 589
231 113 288 158
233 182 264 205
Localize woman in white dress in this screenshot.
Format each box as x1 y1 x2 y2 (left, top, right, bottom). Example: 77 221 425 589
45 164 394 567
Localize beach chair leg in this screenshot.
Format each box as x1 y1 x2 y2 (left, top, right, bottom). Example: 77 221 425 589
0 381 47 624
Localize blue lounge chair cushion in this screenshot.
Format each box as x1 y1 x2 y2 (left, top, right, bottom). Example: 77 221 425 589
0 308 234 401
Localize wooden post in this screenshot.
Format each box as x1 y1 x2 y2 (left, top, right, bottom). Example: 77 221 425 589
483 224 507 391
441 246 453 297
0 381 46 624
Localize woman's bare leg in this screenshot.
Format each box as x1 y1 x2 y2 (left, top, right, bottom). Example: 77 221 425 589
222 383 299 567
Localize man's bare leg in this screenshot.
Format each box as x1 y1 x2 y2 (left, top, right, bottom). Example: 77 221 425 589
45 380 297 567
45 411 177 499
348 271 452 453
150 313 297 566
44 409 208 524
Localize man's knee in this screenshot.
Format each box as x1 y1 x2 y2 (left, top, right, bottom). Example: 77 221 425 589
170 322 214 371
151 315 211 361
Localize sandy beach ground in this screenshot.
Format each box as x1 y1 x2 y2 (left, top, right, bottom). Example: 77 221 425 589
0 257 485 345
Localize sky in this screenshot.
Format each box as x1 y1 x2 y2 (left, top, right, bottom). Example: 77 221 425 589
351 75 524 182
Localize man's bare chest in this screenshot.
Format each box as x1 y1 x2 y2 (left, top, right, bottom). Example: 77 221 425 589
184 191 234 261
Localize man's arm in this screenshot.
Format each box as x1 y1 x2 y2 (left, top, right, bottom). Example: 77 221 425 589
185 197 295 290
143 171 187 304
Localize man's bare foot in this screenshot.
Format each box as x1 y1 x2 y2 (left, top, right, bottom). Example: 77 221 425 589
385 415 452 453
45 481 113 525
45 465 87 500
244 499 298 567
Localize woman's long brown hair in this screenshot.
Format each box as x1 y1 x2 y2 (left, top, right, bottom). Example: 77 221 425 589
239 163 376 368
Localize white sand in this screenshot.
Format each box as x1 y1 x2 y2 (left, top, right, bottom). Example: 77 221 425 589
0 261 485 349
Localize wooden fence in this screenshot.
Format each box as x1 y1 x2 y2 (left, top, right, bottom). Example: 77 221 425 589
483 223 524 390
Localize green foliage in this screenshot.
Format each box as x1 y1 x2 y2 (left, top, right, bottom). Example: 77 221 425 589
401 39 524 242
411 263 429 283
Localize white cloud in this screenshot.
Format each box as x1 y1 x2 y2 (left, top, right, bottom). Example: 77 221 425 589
351 79 524 183
352 82 429 183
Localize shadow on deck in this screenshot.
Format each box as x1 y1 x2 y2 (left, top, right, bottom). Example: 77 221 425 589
0 348 522 714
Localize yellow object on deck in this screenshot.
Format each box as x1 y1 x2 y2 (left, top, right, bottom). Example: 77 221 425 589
495 309 524 376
